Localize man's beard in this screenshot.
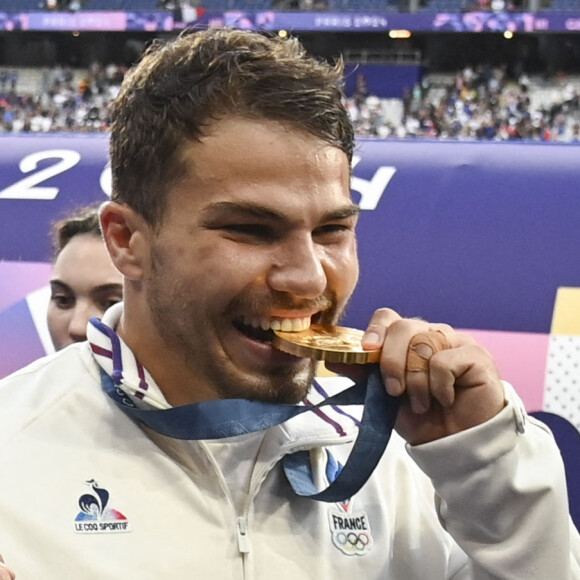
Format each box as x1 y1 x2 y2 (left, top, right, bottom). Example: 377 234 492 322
147 250 343 405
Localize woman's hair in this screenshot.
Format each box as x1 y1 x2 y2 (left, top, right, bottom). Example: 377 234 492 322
109 27 354 228
51 203 102 259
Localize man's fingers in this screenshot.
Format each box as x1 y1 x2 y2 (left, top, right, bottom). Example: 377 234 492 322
404 369 432 414
406 330 451 372
404 330 453 412
413 342 500 410
0 554 15 580
382 324 484 408
362 312 497 419
379 318 430 393
380 322 451 392
361 308 402 349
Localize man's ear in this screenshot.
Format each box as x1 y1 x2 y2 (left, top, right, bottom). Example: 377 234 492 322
99 201 150 281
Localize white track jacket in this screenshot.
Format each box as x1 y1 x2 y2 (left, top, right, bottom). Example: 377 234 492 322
0 321 579 579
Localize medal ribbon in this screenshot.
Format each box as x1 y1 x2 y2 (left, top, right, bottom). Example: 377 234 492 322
93 320 399 502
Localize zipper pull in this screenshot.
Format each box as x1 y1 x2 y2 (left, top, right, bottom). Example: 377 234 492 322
236 516 251 554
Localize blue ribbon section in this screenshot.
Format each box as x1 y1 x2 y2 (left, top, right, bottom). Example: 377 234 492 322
99 365 399 502
282 369 399 502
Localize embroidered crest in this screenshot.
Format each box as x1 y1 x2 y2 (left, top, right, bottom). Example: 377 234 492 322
328 504 373 556
73 479 131 534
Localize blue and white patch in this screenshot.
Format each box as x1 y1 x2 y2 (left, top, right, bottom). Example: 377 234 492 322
328 506 373 556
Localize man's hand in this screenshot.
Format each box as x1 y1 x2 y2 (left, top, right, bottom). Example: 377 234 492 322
0 554 15 580
330 308 506 446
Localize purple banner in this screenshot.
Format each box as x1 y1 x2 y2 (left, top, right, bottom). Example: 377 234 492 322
1 134 580 334
0 9 579 32
350 138 580 334
0 11 173 31
190 9 580 33
0 134 111 263
343 64 422 99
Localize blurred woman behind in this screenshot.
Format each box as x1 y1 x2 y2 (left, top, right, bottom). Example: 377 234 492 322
47 204 123 350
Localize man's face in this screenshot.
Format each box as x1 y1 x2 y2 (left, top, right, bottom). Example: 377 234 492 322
136 116 359 404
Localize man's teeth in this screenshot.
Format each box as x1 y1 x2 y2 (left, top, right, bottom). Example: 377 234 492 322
245 316 311 332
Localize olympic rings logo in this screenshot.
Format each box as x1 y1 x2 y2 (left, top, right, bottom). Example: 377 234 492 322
334 531 370 552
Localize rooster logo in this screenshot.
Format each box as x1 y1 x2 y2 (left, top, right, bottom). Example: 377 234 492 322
74 479 129 532
78 479 110 519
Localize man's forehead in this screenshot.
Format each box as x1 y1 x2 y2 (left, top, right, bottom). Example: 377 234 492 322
179 116 348 163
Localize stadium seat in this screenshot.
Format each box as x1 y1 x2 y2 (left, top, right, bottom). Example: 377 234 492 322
194 0 232 9
232 0 273 9
421 0 464 10
84 0 159 10
329 0 399 8
83 0 123 9
548 0 580 9
207 0 272 8
0 0 40 10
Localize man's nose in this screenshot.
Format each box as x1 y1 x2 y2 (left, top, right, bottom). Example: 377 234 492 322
266 237 327 299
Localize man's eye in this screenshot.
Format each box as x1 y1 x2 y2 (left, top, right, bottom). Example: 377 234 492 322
314 224 352 239
320 224 349 233
223 224 275 239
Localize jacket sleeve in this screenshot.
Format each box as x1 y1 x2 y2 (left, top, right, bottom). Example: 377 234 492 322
407 382 580 580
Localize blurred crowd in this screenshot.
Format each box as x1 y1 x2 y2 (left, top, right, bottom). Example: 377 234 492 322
0 62 124 134
346 65 580 141
1 62 580 141
42 0 85 10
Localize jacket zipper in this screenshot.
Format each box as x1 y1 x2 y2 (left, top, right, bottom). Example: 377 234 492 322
236 515 251 554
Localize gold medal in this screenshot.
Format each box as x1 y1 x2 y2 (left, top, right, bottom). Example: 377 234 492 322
272 324 381 365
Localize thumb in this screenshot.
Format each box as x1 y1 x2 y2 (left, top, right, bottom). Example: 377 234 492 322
0 554 15 580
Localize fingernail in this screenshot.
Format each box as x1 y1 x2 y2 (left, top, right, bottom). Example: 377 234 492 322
386 377 402 395
362 331 381 348
410 396 428 414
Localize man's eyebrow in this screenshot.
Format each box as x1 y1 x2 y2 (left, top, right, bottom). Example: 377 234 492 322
201 201 360 222
201 201 286 222
326 204 361 221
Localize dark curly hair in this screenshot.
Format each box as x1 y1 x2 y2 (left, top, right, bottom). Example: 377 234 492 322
109 27 354 227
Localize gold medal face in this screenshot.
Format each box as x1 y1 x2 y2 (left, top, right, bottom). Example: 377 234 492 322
272 324 381 365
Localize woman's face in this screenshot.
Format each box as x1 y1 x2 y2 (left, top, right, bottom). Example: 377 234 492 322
47 234 123 351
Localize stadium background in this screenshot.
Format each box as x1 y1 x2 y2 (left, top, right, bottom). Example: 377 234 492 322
0 0 580 523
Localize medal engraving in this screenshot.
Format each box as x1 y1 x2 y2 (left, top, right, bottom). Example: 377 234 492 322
272 325 381 365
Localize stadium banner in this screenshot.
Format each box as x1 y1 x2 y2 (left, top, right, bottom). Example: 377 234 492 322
189 10 579 33
0 10 580 33
0 11 174 31
1 135 580 425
